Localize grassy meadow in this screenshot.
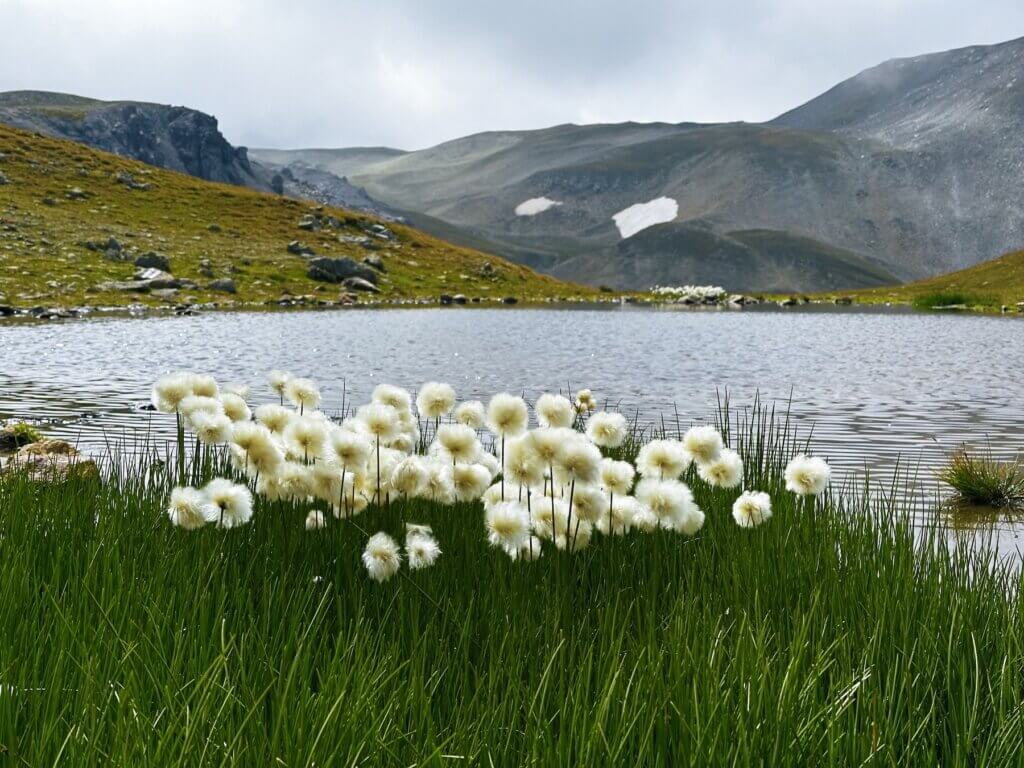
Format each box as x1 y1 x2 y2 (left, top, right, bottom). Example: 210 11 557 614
0 124 592 310
2 403 1023 766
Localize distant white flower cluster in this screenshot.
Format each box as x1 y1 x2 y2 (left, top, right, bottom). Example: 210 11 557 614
152 372 832 582
650 285 727 302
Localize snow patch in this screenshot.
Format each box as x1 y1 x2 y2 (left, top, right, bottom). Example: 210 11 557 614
613 197 679 238
515 197 562 216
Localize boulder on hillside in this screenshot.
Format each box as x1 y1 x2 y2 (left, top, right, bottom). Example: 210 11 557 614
287 240 315 256
207 278 237 294
342 277 380 293
134 251 170 271
307 257 378 285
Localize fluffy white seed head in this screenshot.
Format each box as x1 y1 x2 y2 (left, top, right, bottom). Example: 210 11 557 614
357 403 401 442
362 532 402 582
405 526 442 570
152 373 192 413
454 400 486 429
784 455 832 496
485 501 531 551
305 510 327 530
390 456 428 498
190 411 233 445
535 394 574 428
188 374 220 399
421 460 456 505
179 395 224 420
416 381 457 419
222 383 251 401
636 439 689 480
452 463 492 502
487 393 529 437
683 426 724 466
503 435 544 488
595 495 640 536
635 478 695 529
433 424 480 464
570 484 604 523
328 429 371 471
586 411 628 448
599 458 635 495
167 486 217 530
219 393 251 423
372 384 413 415
203 478 254 529
268 370 291 396
733 490 773 528
255 403 293 434
284 417 328 460
532 497 569 541
674 505 705 536
554 438 601 485
555 520 593 552
698 448 744 489
284 377 321 411
574 388 597 413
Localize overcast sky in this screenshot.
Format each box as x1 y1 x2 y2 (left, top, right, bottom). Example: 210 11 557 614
2 0 1022 150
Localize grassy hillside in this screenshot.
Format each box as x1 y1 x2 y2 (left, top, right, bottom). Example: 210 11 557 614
0 124 593 312
813 249 1024 311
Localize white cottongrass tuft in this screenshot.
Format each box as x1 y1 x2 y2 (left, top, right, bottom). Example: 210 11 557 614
486 393 529 437
485 501 531 551
503 435 544 488
784 455 832 496
255 403 293 434
433 424 480 464
422 460 456 505
636 439 688 480
285 417 328 462
362 532 402 582
452 463 492 502
586 411 628 448
152 373 192 413
574 388 597 413
305 510 327 530
167 486 217 530
674 505 705 536
416 382 457 420
732 491 773 528
697 447 743 489
188 374 219 399
405 524 442 570
328 429 371 470
635 478 695 529
682 425 724 466
600 458 635 495
357 403 401 443
284 377 321 412
555 438 601 485
535 394 574 429
203 478 254 529
189 411 233 445
268 370 291 399
372 384 412 415
219 393 251 423
454 400 486 429
179 395 224 420
390 456 428 498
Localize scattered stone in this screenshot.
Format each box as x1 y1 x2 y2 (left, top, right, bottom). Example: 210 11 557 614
134 251 170 271
0 171 8 185
116 170 152 191
207 278 237 294
338 292 359 305
207 223 221 233
41 196 57 206
833 296 853 305
298 215 319 231
480 262 495 276
779 297 797 307
135 267 172 282
1 440 99 483
307 257 377 284
151 288 179 301
362 253 385 272
287 240 315 256
502 296 519 305
0 305 15 317
64 187 89 200
439 294 454 306
453 294 468 305
342 277 380 293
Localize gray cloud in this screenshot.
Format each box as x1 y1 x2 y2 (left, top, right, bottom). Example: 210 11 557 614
1 0 1022 150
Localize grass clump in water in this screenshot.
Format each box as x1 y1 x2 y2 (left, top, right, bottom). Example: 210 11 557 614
940 446 1024 509
911 291 995 310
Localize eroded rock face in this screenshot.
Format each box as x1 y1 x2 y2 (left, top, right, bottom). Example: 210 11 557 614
1 439 99 483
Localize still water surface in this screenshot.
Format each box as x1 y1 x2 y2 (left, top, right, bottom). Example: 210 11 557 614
1 306 1021 542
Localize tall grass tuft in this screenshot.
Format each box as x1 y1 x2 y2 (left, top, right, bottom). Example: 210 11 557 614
2 403 1024 765
940 446 1024 509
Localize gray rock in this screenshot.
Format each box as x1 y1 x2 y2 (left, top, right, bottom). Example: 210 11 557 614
64 187 89 200
116 170 152 191
134 251 170 271
207 223 221 233
362 254 385 272
298 215 319 231
502 296 519 305
287 240 315 256
342 277 380 293
207 278 237 294
0 171 8 185
307 257 377 284
134 267 172 282
439 294 454 305
151 288 179 301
